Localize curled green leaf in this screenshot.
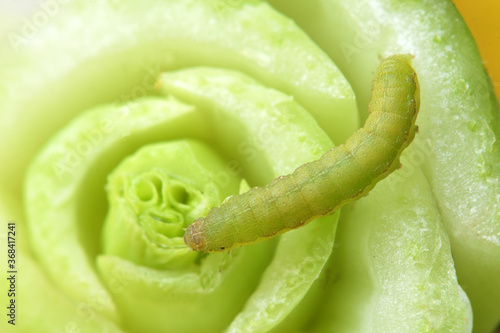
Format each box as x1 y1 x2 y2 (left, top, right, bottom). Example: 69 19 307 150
102 140 238 269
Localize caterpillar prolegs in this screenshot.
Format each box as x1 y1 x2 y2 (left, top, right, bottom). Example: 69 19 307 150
184 54 420 252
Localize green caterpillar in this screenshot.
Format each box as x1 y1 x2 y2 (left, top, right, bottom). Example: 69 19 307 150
184 54 420 252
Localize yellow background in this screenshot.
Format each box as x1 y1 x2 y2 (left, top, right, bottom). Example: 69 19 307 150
453 0 500 100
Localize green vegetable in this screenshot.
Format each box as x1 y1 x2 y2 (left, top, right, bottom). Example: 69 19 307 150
0 0 498 332
0 0 356 196
312 157 472 332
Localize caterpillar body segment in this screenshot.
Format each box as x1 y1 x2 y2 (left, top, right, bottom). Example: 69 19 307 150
184 54 420 252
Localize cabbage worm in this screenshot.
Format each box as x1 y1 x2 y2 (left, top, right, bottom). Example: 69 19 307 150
184 54 420 252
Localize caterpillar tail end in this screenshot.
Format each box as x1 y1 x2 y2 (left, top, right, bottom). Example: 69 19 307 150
184 217 207 252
